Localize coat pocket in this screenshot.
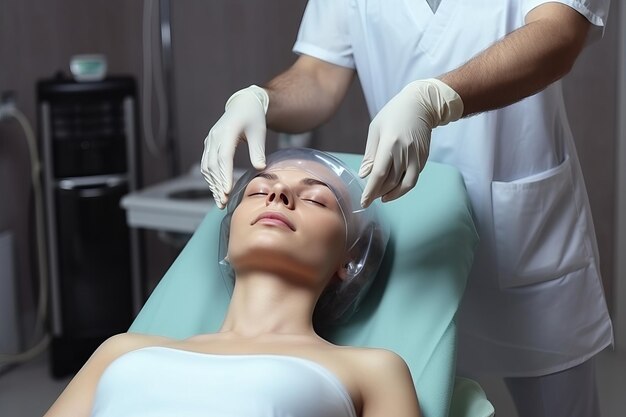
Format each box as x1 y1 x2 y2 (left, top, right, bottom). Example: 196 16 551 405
491 156 592 289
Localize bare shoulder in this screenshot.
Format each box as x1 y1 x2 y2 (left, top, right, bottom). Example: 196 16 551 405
343 346 411 375
79 332 174 383
339 347 422 417
95 332 172 359
332 346 414 394
43 333 174 417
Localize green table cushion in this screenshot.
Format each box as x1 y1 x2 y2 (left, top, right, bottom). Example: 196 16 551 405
130 153 492 417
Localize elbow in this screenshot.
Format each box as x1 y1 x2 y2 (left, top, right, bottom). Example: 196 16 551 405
552 48 578 80
526 4 591 83
557 25 588 76
535 28 586 85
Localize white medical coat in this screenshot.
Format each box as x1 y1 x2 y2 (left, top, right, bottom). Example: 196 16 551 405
294 0 613 377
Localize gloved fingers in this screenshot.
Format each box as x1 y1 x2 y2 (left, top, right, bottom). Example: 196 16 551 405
361 166 388 208
214 131 242 207
381 149 419 202
203 127 233 208
244 124 267 170
208 180 225 209
203 155 224 209
201 85 270 209
415 130 431 171
388 139 409 192
201 128 227 208
360 146 397 208
200 133 212 184
366 136 411 202
361 126 414 207
216 159 233 207
201 155 225 209
201 124 223 184
359 123 380 178
212 123 267 207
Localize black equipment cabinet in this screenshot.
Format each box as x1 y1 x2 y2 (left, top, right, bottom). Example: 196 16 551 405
37 76 142 378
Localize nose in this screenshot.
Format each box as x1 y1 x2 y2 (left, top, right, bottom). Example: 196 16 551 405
265 183 294 209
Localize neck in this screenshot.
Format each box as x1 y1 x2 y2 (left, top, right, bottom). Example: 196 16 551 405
219 271 320 338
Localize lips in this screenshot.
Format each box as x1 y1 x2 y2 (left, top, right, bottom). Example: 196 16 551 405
253 211 296 231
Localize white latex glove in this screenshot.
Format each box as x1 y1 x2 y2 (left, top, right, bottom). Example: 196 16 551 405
201 85 269 208
359 78 463 207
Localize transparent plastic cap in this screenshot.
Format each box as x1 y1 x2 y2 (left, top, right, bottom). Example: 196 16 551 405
218 148 390 324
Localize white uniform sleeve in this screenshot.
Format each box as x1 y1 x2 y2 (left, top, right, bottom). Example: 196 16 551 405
522 0 611 42
293 0 355 69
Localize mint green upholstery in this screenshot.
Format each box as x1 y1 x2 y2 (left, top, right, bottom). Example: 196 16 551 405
130 154 494 417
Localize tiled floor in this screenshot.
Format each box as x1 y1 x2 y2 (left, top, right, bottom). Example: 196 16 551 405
0 348 624 416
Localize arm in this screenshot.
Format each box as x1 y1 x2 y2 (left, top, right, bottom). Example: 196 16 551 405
359 2 592 206
44 333 166 417
265 54 355 133
359 350 422 417
441 2 591 116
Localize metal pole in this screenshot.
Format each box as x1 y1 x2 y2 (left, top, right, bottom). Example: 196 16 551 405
159 0 180 176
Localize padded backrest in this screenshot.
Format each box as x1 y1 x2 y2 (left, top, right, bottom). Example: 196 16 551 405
130 154 478 417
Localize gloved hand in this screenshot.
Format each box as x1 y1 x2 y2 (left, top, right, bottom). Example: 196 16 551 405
201 85 269 208
358 78 463 207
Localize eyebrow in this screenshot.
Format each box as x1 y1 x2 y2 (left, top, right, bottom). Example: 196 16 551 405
255 172 331 190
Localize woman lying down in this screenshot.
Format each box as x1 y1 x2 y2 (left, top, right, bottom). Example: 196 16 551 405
44 148 422 417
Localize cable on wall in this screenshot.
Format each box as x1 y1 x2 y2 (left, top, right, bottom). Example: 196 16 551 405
0 101 51 364
142 0 169 158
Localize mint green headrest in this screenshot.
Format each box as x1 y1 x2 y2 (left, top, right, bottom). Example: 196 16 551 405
130 154 479 417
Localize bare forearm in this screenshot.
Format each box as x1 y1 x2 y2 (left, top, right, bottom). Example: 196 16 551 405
440 4 590 116
264 55 355 133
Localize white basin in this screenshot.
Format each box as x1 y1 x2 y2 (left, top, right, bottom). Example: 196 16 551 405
121 165 243 233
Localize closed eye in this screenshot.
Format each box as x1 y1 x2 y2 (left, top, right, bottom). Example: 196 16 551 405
302 198 326 207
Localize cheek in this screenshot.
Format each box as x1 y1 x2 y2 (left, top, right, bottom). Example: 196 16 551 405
330 218 347 247
227 208 247 254
308 213 346 255
327 211 347 243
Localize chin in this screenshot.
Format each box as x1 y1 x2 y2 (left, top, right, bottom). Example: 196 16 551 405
229 245 330 281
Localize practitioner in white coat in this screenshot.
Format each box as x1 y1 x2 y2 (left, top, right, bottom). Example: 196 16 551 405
201 1 613 416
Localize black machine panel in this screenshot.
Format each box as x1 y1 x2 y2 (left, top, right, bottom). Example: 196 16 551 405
37 76 140 378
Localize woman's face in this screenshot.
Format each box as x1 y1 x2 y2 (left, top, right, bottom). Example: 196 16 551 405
227 167 348 288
